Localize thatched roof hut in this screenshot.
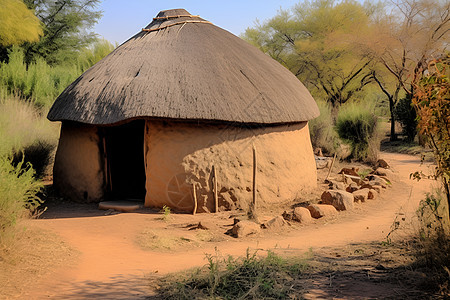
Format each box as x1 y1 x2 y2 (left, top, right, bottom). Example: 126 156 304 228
48 9 319 213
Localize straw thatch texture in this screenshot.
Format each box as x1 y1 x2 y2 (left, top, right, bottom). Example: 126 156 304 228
48 9 319 125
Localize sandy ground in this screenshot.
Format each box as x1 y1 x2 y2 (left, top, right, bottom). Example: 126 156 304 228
2 152 438 299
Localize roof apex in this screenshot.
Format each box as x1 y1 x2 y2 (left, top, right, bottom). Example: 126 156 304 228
156 8 191 18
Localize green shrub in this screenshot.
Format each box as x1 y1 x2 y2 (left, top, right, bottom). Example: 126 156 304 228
309 100 339 155
394 95 417 142
0 154 43 246
158 250 308 299
335 103 378 161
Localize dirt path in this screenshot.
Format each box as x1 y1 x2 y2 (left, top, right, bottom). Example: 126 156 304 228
26 152 436 299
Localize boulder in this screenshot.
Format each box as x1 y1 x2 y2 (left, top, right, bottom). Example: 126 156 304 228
338 167 359 177
231 220 261 238
321 190 354 211
263 216 288 230
307 204 338 219
293 207 313 224
328 180 345 191
368 189 378 200
353 188 369 203
368 179 387 189
346 182 359 193
344 174 364 185
373 167 395 179
376 159 389 169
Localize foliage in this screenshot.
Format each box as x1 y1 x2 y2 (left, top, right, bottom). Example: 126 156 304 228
309 100 339 154
0 95 59 177
243 0 376 107
414 191 450 294
412 56 450 217
0 47 79 107
160 205 171 222
76 39 116 73
23 0 102 65
0 0 43 46
394 95 417 142
158 249 308 299
335 103 378 161
364 0 449 141
0 154 43 246
0 41 114 108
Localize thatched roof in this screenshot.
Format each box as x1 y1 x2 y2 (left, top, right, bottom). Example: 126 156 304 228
48 9 319 125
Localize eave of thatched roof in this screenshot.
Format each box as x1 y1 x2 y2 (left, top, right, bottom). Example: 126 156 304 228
48 9 319 125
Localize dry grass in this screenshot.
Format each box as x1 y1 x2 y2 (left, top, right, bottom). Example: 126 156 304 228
136 230 196 251
0 221 77 298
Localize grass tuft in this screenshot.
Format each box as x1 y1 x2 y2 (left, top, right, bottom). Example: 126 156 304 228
157 249 309 299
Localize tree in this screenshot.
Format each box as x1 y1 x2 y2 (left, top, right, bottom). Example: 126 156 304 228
243 0 376 108
0 0 42 46
22 0 102 65
361 0 449 141
412 55 450 218
0 0 43 61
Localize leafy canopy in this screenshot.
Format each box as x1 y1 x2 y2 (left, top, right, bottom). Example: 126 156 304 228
23 0 102 65
0 0 43 46
243 0 376 106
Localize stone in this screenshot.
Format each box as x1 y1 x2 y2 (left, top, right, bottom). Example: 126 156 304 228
368 179 386 189
376 159 389 169
328 180 345 191
263 216 288 229
314 148 323 156
373 167 395 179
307 204 338 219
344 174 364 185
321 190 354 211
315 155 330 169
368 189 378 200
338 167 359 176
293 207 313 224
98 201 142 212
282 210 293 221
231 220 261 238
346 182 359 193
353 188 369 203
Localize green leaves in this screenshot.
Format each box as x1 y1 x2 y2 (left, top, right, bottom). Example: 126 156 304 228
242 0 374 106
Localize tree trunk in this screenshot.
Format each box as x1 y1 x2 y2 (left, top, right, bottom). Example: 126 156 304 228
389 99 397 141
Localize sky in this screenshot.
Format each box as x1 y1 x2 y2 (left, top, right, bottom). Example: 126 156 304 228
93 0 299 45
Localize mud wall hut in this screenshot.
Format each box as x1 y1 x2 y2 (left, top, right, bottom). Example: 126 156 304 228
48 9 320 213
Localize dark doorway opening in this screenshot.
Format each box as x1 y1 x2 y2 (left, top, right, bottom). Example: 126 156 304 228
103 120 146 201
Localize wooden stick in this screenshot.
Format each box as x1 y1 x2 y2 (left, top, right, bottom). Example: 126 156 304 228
213 166 218 213
325 153 337 182
252 145 257 210
192 183 198 215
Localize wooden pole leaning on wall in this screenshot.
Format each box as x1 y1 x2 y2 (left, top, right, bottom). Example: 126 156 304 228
192 183 198 215
325 153 337 182
249 144 259 222
212 165 219 213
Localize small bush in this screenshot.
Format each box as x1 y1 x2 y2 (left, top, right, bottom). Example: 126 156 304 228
309 100 339 155
414 191 450 294
394 95 417 142
335 103 378 161
0 154 43 247
158 250 308 299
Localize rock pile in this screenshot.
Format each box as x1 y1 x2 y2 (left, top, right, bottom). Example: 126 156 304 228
229 159 394 238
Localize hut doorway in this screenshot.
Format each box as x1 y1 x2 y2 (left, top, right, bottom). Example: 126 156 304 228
103 120 146 201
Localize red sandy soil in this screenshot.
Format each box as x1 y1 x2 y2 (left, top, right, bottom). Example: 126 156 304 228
6 152 438 299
